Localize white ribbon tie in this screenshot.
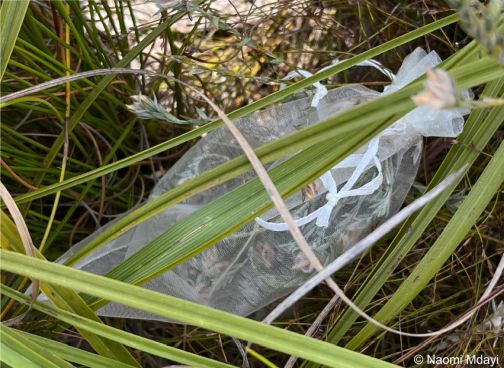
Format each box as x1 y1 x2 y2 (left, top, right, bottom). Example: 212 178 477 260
255 138 382 231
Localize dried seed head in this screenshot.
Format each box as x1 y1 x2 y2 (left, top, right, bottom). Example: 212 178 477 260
447 0 504 65
127 94 207 125
412 69 457 109
126 94 170 120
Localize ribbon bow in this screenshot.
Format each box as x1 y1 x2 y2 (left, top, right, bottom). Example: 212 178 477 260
255 138 382 231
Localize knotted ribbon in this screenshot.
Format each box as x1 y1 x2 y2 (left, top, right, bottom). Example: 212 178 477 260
255 137 382 231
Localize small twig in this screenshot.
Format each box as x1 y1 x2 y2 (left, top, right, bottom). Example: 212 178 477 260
231 337 250 368
0 159 38 191
283 294 340 368
0 68 160 104
39 13 71 253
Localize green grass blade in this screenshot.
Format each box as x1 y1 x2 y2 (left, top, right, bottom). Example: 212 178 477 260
0 324 73 368
0 0 29 79
2 288 235 368
19 8 187 210
0 213 140 367
0 344 41 368
14 329 137 368
40 283 141 367
0 251 399 368
0 97 64 122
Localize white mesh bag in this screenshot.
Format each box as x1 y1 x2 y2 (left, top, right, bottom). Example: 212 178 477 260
57 48 469 319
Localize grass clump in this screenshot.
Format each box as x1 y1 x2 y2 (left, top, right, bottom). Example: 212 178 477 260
1 1 503 367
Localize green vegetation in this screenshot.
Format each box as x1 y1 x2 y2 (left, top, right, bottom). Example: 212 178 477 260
1 1 502 367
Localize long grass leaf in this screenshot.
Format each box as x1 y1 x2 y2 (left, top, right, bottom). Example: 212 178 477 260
15 329 136 368
0 214 140 367
2 287 235 368
0 0 29 79
0 251 399 368
0 324 73 368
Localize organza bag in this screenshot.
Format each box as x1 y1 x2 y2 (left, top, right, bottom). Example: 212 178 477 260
57 48 468 319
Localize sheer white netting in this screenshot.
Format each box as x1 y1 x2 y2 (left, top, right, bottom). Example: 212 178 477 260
56 48 469 320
